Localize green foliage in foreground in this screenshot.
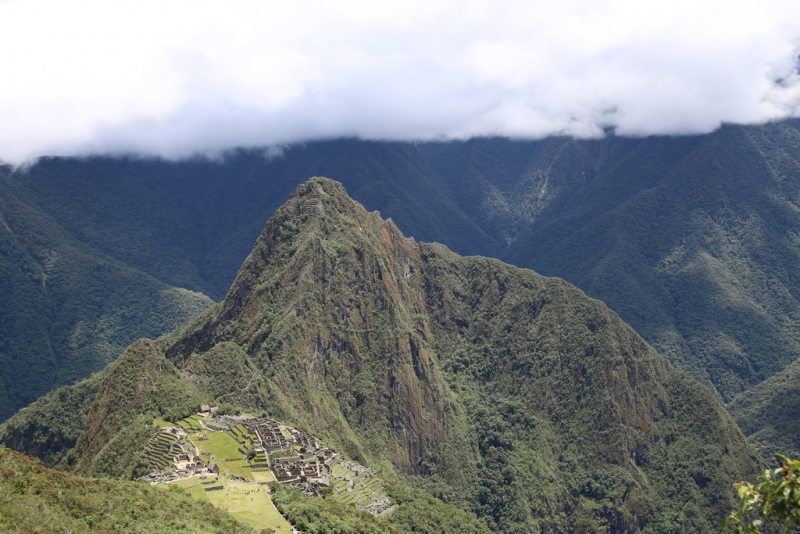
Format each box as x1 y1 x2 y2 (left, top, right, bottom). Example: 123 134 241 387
0 447 253 533
724 455 800 533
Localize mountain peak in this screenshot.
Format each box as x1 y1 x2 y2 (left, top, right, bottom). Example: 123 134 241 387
4 175 762 533
282 177 372 222
208 177 415 324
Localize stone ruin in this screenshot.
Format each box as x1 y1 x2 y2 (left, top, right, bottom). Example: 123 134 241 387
141 425 216 483
141 411 392 515
241 418 340 493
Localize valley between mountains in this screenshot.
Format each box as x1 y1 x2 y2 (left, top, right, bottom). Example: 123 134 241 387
1 178 762 533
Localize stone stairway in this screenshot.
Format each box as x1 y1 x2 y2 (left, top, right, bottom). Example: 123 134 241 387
300 191 324 216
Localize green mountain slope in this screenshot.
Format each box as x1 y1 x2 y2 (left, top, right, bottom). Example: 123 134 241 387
0 170 213 421
0 447 253 533
1 338 208 478
2 179 761 532
9 123 800 409
7 123 800 468
501 123 800 401
728 356 800 463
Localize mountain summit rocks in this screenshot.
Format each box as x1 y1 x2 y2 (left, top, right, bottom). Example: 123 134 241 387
2 178 760 532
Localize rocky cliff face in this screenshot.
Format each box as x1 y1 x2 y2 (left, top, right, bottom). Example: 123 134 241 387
2 178 761 532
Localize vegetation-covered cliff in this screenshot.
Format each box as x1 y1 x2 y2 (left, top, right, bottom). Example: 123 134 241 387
2 178 761 532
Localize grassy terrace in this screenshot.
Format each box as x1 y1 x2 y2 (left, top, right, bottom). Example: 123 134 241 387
177 414 205 432
195 429 252 479
208 480 292 533
152 417 173 429
171 477 292 533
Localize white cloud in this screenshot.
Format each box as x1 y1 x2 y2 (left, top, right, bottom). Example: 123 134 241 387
1 0 799 163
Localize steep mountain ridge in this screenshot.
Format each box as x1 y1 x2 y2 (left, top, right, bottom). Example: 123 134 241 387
2 178 761 532
1 338 207 479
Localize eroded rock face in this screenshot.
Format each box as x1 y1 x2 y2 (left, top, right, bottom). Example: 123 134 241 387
3 178 761 532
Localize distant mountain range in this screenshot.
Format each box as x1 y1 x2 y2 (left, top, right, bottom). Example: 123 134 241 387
0 179 761 532
3 120 800 461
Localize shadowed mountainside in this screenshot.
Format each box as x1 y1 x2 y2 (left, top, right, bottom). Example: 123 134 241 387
0 170 212 421
728 356 800 464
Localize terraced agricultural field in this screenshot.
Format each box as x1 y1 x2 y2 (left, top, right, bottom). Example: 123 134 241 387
328 461 389 510
144 430 177 471
231 423 257 443
169 416 272 480
177 414 205 432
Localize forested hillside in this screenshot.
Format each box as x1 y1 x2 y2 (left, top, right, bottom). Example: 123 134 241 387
728 357 800 463
498 123 800 401
0 170 212 421
1 179 762 532
5 121 800 460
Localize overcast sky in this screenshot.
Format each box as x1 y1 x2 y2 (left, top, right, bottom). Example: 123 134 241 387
1 0 800 164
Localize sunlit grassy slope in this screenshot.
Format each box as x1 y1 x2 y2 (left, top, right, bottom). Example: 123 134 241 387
171 477 293 533
0 447 252 533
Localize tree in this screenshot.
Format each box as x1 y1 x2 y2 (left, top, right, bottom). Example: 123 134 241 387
724 455 800 533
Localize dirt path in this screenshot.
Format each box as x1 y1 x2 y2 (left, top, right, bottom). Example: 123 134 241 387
0 211 14 236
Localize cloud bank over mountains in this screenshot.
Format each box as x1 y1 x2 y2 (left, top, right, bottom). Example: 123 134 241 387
2 0 800 164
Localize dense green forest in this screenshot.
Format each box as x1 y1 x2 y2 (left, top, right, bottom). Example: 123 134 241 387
268 483 491 534
497 124 800 402
1 179 762 532
5 122 800 427
0 170 212 421
728 357 800 463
